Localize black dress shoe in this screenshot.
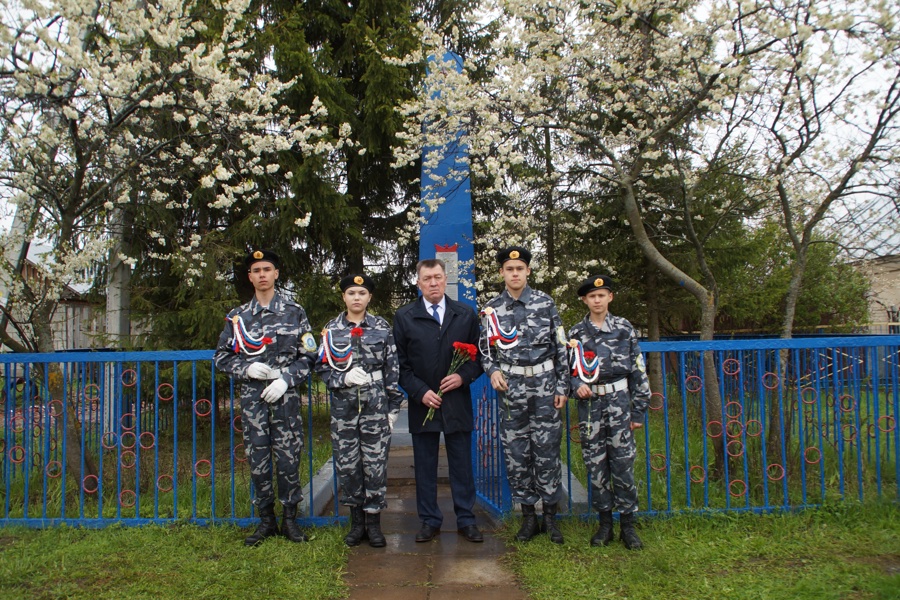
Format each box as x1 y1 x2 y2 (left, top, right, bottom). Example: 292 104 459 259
415 523 441 542
457 524 484 543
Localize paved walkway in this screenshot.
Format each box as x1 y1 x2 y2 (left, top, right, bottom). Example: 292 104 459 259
336 409 529 599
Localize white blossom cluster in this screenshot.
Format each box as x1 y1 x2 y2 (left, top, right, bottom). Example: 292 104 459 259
396 0 900 306
0 0 348 297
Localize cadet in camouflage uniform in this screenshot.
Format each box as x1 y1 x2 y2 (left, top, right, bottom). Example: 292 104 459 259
480 246 569 544
214 250 319 547
316 274 403 548
567 275 650 550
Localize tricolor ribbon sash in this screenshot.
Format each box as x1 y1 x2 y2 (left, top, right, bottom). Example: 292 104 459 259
229 315 273 356
569 340 600 383
318 329 354 371
481 307 519 350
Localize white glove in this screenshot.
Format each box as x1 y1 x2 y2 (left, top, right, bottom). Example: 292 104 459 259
345 367 370 387
264 367 282 380
388 412 399 432
261 378 288 403
246 362 273 380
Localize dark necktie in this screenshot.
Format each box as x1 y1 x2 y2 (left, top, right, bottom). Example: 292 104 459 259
431 304 441 324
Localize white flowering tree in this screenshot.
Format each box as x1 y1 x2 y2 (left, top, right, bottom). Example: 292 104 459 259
398 0 900 476
0 0 344 353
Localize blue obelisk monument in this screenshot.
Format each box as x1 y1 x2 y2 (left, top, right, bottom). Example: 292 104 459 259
419 51 476 310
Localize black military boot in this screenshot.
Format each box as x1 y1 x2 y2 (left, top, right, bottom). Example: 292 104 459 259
244 504 279 547
619 512 643 550
590 511 614 547
366 511 387 548
515 504 540 542
281 504 309 543
344 506 368 547
541 502 564 545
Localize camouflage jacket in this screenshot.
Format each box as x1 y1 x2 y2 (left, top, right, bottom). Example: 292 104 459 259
315 312 404 414
567 312 651 421
480 285 569 397
213 292 317 389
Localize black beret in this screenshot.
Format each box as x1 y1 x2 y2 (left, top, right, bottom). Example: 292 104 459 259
496 246 532 266
245 249 280 271
340 273 375 293
577 274 614 296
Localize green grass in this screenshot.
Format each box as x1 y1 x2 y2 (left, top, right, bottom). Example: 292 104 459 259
501 501 900 600
0 522 350 600
0 401 334 521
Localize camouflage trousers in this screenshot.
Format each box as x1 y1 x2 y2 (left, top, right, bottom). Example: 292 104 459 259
499 370 562 506
241 391 305 509
330 385 391 513
578 389 638 514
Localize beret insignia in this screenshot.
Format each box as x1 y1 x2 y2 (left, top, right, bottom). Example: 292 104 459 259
354 276 364 285
253 250 264 259
510 250 520 259
594 278 604 287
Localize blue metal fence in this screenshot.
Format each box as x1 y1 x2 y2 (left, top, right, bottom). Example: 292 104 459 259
0 350 338 527
473 336 900 517
3 336 898 528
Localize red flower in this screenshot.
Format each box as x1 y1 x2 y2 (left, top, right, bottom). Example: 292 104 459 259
452 341 478 361
350 327 363 337
423 341 478 425
261 337 274 345
584 351 596 360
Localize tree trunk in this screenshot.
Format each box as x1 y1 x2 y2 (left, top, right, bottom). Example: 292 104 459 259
619 185 726 478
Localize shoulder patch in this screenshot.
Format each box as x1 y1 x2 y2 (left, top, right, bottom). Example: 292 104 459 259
636 354 646 373
556 325 567 345
301 332 317 353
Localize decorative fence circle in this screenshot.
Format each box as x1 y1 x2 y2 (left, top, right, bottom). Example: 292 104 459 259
9 445 25 464
157 475 174 492
725 420 743 439
839 395 855 413
745 419 762 437
649 393 664 411
83 384 100 403
722 358 740 376
685 375 702 393
120 432 136 449
45 461 62 478
157 383 174 402
82 474 99 494
726 439 744 457
120 450 136 470
804 446 821 464
101 432 118 450
232 415 243 432
729 479 746 497
801 387 817 405
766 463 785 481
878 415 896 432
650 453 667 472
706 420 723 438
233 444 247 463
761 372 779 390
121 369 137 387
119 489 136 508
689 465 706 484
194 398 212 417
725 401 743 420
139 432 156 450
120 413 135 431
194 459 212 478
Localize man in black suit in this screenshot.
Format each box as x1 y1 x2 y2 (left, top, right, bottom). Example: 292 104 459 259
393 258 485 543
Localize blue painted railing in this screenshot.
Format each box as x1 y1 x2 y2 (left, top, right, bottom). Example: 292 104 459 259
472 336 900 517
0 351 338 527
3 336 898 528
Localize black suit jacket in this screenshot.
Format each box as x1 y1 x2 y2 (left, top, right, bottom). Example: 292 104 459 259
393 295 484 434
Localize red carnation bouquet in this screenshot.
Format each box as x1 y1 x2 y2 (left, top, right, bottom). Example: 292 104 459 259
423 341 478 425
